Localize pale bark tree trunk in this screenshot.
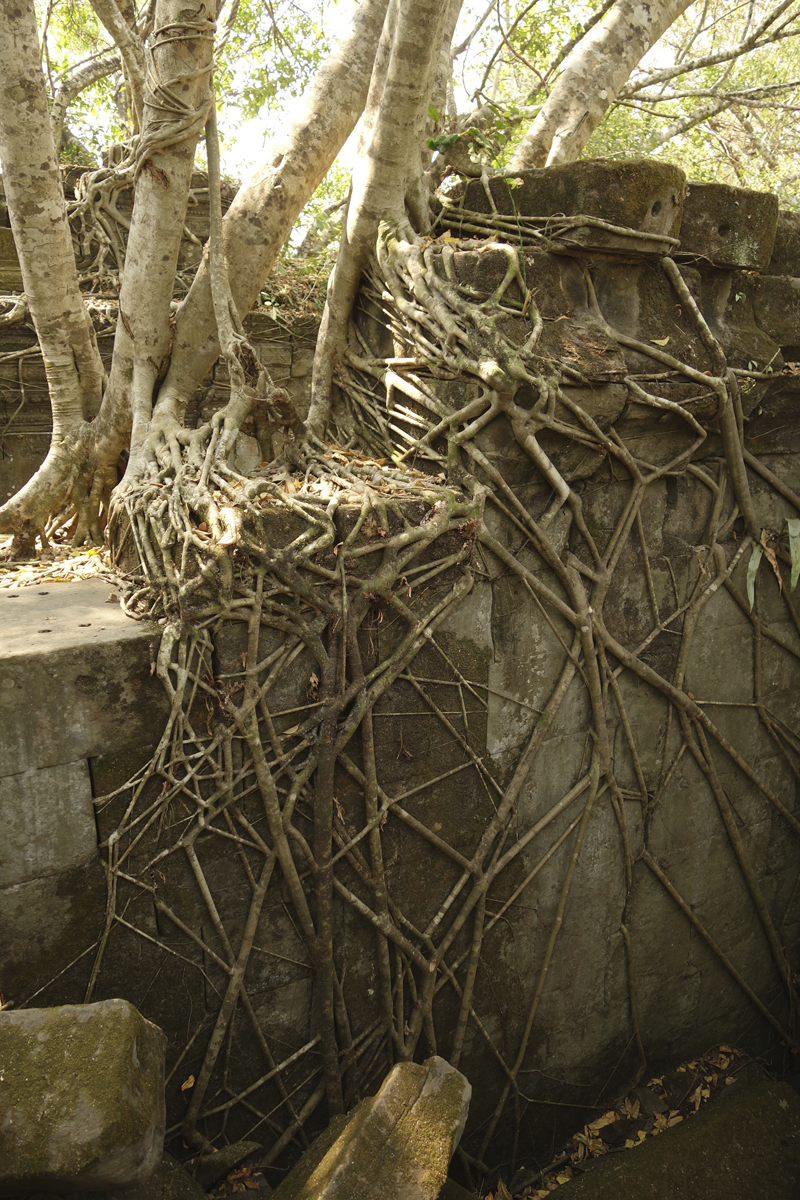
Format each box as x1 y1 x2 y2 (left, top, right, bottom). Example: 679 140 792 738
509 0 694 170
151 0 390 433
50 52 122 151
307 0 452 432
0 0 105 431
0 0 107 549
103 0 215 486
88 0 146 126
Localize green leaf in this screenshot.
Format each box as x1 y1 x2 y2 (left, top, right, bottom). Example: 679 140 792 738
786 518 800 591
427 105 440 122
747 544 763 610
425 133 460 151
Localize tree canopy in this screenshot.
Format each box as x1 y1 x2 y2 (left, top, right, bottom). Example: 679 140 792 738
37 0 800 220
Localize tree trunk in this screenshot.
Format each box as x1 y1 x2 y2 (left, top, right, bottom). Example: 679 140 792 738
51 52 122 151
307 0 452 433
103 0 215 484
151 0 390 433
509 0 693 169
0 0 106 549
88 0 146 126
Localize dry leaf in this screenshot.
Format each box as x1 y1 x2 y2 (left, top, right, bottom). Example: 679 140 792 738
180 1074 195 1091
652 336 670 346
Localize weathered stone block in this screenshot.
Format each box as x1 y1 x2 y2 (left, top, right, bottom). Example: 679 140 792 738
460 159 685 256
768 208 800 277
678 181 778 271
0 999 166 1192
0 758 95 887
0 861 106 1008
746 273 800 356
271 1057 470 1200
0 581 167 775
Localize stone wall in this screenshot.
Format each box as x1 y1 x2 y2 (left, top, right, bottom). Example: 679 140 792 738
0 304 318 506
1 161 800 1172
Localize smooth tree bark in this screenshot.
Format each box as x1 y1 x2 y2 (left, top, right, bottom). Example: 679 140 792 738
509 0 694 169
307 0 454 432
105 0 215 484
0 0 106 549
150 0 391 437
88 0 146 126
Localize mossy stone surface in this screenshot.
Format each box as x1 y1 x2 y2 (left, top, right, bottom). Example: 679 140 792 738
0 999 166 1192
460 159 685 256
678 181 778 271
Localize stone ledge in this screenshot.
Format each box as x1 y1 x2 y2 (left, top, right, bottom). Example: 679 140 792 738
0 580 167 774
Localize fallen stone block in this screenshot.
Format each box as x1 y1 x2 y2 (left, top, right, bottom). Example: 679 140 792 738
553 1079 800 1198
271 1056 471 1200
0 998 166 1192
678 181 778 271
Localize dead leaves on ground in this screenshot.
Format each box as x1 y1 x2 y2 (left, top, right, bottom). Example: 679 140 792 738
485 1045 747 1199
0 542 119 588
210 1166 264 1197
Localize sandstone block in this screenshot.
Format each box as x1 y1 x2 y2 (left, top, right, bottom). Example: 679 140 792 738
746 273 800 356
0 999 166 1192
0 580 167 776
768 208 800 277
272 1056 471 1200
459 159 685 257
678 181 778 271
0 759 96 888
0 861 107 1008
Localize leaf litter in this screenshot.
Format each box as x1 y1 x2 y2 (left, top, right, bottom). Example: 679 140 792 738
485 1044 750 1199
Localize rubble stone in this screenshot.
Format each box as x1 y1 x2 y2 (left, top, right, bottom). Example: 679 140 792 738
0 999 166 1192
271 1057 471 1200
